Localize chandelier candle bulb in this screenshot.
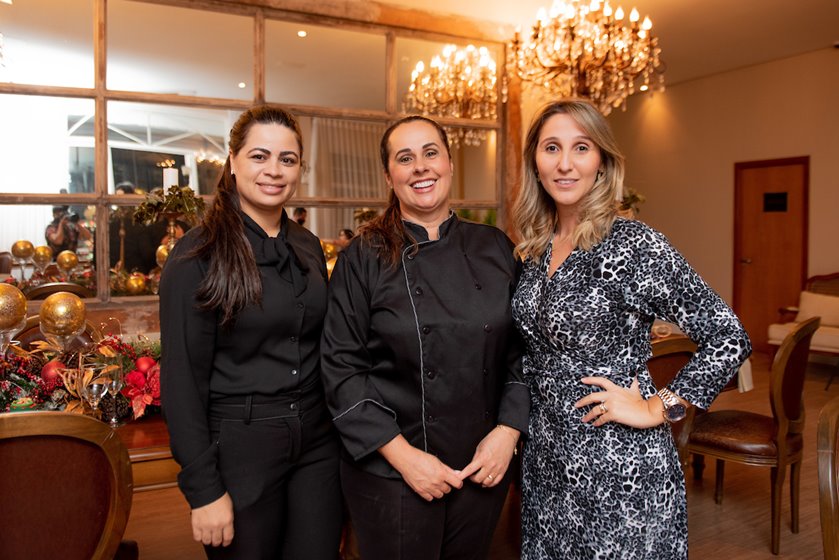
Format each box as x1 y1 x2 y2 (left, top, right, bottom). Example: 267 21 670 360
508 0 665 115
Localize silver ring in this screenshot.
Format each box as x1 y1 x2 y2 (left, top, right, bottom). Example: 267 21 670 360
599 403 608 414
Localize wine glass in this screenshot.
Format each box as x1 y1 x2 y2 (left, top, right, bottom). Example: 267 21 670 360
82 380 108 414
106 366 125 427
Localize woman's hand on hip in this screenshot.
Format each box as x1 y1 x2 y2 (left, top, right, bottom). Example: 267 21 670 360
459 425 520 488
379 434 463 501
191 492 235 547
575 376 665 429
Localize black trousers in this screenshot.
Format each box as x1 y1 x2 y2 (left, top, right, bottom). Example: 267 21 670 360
205 392 343 560
340 459 510 560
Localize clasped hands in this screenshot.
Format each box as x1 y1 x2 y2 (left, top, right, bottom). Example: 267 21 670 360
380 425 520 502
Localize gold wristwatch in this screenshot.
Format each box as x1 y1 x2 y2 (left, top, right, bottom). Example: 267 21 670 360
656 387 687 423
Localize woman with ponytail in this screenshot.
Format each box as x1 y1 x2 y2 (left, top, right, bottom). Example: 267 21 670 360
159 105 342 558
321 115 529 559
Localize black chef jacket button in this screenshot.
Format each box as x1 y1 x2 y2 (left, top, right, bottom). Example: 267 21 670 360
422 326 430 334
291 369 298 376
475 283 482 290
296 302 304 309
427 414 434 422
483 324 492 333
484 411 490 419
415 287 423 296
483 368 488 376
290 403 298 410
290 336 297 343
426 370 436 379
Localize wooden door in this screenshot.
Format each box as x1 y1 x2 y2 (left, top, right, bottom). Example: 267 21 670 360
733 157 808 353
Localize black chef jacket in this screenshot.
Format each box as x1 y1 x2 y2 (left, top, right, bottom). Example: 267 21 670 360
321 213 530 480
159 211 328 508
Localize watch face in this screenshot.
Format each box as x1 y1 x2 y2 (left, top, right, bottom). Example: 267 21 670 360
666 403 687 423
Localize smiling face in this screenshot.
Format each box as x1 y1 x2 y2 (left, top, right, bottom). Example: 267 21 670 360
384 120 453 227
534 113 603 218
230 122 301 228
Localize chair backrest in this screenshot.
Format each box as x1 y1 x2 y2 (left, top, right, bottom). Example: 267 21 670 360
648 335 697 390
0 411 134 560
13 314 103 352
818 395 839 560
0 251 12 274
769 316 820 436
24 281 95 300
807 272 839 297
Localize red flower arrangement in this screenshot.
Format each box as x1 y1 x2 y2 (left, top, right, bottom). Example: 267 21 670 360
99 336 161 419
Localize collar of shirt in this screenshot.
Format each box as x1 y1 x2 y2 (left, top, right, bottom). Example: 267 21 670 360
241 210 309 296
402 211 458 242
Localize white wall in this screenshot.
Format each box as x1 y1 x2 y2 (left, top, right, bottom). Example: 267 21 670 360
607 47 839 301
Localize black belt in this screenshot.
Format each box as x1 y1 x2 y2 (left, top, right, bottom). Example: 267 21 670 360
209 390 324 424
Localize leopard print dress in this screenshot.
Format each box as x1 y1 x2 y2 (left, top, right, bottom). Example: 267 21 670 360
512 218 751 559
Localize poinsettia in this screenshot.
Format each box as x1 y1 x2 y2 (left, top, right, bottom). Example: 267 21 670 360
123 359 161 419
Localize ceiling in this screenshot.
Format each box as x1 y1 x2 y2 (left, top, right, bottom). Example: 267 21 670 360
385 0 839 86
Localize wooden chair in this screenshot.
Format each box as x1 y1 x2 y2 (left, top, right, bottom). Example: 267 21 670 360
818 395 839 560
24 281 95 300
0 251 12 274
648 335 698 467
13 314 103 352
0 411 135 560
688 316 820 555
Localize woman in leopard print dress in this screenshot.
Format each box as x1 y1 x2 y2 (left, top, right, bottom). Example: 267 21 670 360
511 100 751 559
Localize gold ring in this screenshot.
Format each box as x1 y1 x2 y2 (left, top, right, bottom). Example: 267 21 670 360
599 403 607 414
487 474 494 481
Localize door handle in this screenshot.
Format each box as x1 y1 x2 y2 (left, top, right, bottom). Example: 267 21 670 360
740 258 753 264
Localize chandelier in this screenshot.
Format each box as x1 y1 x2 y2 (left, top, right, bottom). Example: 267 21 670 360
509 0 664 115
403 44 497 147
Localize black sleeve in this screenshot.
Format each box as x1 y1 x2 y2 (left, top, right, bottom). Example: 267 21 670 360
320 245 401 461
159 235 225 509
488 230 530 436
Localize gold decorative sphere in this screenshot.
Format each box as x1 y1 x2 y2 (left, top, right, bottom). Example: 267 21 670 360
0 284 27 330
326 256 338 279
155 244 169 268
39 291 86 336
11 240 35 260
32 245 53 269
125 273 147 295
56 250 79 273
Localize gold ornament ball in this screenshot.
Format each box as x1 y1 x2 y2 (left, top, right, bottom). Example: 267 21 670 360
32 245 53 268
321 241 337 260
155 244 169 268
39 291 86 336
0 284 27 330
56 250 79 273
11 240 35 260
125 273 147 295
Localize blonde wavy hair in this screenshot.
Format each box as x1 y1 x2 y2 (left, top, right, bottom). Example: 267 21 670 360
513 99 626 262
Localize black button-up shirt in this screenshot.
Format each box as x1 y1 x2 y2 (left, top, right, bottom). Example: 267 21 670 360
321 214 529 479
159 211 327 508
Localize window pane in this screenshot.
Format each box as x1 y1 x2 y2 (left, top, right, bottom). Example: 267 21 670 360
0 95 96 195
107 101 235 195
395 37 501 121
300 117 388 199
0 0 94 88
454 207 498 227
266 21 386 111
108 0 253 100
1 204 97 295
449 128 497 201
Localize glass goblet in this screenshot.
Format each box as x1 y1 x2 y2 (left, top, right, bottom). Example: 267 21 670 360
82 381 108 414
106 369 125 427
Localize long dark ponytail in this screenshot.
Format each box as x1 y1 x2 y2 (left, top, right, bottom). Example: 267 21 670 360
191 105 304 328
358 115 451 267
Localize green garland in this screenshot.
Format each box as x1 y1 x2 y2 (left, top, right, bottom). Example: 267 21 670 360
133 185 205 226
